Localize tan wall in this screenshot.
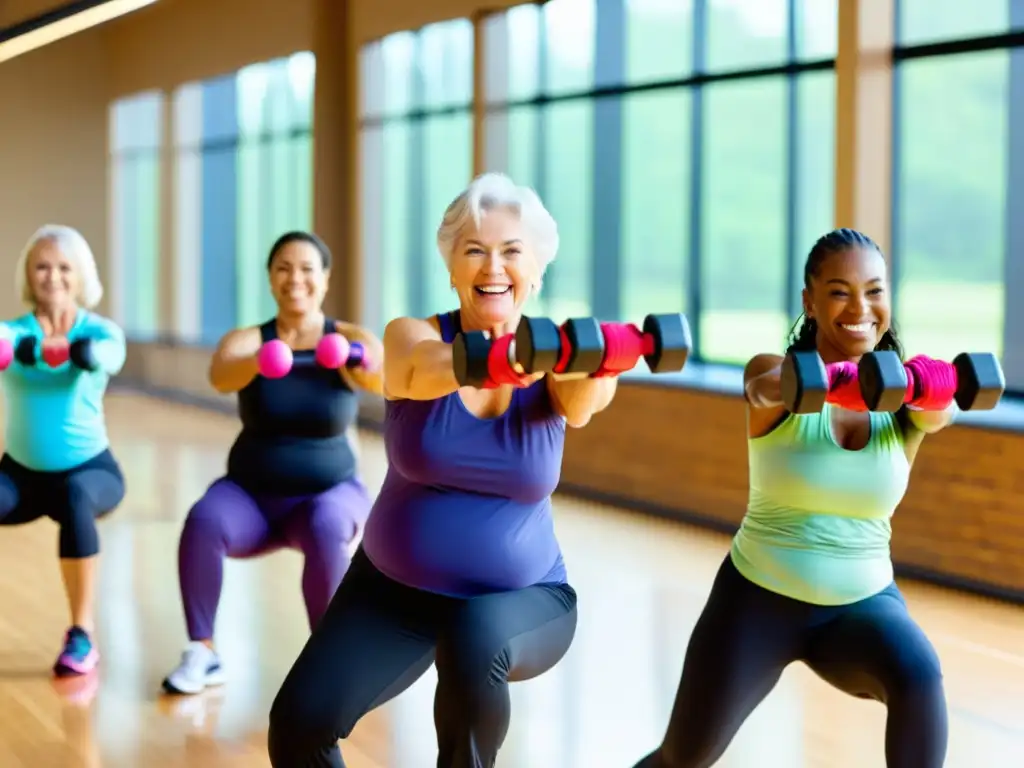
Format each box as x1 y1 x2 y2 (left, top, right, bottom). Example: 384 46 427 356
0 31 110 317
4 0 1024 603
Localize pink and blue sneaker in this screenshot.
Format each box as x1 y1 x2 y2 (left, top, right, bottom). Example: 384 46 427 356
53 626 99 677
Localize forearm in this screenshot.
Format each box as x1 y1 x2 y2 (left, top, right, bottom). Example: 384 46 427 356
89 338 126 375
745 367 783 408
346 366 384 397
209 355 260 394
906 403 957 433
396 339 461 401
548 375 617 427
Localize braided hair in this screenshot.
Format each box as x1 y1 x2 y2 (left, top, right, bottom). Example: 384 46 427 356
785 228 904 359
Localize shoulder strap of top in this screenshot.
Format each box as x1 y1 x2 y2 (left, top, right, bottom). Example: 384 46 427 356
322 317 337 336
259 319 277 343
436 310 462 343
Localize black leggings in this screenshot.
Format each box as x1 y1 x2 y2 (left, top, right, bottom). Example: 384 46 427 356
0 450 125 559
268 548 578 767
635 556 947 768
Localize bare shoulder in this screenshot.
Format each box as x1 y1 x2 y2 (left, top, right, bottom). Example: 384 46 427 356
744 353 784 382
383 315 442 349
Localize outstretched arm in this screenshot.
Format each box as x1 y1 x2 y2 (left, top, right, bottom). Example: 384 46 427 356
905 404 956 434
383 316 462 402
545 375 617 428
743 353 788 439
334 321 384 397
208 327 262 394
77 315 127 375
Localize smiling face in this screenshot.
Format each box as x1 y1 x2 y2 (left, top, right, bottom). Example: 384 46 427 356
27 238 79 311
803 245 891 361
449 207 541 330
268 240 329 316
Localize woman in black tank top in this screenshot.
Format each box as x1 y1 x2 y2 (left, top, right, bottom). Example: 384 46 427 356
161 231 383 697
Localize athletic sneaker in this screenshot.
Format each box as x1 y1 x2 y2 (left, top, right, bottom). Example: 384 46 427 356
53 626 99 677
162 642 226 695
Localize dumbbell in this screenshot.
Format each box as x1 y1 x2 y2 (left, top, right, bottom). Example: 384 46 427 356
450 317 597 388
858 350 1005 412
514 317 606 375
5 335 88 369
779 351 832 414
515 314 692 375
257 334 373 380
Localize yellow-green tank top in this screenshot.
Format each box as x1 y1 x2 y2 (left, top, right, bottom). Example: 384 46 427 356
730 404 911 606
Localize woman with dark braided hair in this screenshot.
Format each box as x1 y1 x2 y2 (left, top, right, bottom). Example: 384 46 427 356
631 228 951 768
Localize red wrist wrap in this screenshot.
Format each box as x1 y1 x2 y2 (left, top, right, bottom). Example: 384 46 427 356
592 322 654 378
483 334 533 389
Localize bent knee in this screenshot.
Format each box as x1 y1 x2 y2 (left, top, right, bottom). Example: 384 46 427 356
893 655 945 698
183 493 234 540
268 686 349 765
64 473 123 519
304 504 359 549
436 620 512 689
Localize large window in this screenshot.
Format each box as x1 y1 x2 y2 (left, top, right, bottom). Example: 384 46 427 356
483 0 838 365
109 91 163 339
172 52 315 345
358 20 475 335
893 1 1024 391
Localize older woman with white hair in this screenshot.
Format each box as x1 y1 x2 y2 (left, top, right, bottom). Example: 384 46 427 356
0 224 126 678
267 172 620 767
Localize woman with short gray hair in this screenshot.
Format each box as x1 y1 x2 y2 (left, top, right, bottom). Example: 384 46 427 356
268 172 622 767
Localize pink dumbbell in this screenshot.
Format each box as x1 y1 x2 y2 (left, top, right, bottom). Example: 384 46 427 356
257 334 373 379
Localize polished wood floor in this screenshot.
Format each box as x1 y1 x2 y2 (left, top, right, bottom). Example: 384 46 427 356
0 392 1021 767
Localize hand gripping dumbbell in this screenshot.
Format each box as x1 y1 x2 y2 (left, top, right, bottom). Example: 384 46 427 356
450 316 605 388
3 335 95 370
780 351 833 413
451 327 535 388
780 350 873 414
257 334 374 380
450 316 594 388
857 350 1005 412
514 314 692 377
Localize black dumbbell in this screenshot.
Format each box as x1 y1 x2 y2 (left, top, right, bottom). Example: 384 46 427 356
638 313 692 373
516 314 692 375
514 317 606 375
858 350 1005 412
452 317 606 388
452 331 495 388
779 350 831 414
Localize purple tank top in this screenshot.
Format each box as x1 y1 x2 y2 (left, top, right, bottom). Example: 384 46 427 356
361 311 568 597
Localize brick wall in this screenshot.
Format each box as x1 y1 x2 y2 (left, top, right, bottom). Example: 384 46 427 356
557 382 1024 602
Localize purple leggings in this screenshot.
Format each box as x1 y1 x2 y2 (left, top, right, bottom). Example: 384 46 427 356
178 477 371 641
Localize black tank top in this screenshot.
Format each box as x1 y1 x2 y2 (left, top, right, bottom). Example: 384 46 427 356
226 317 359 495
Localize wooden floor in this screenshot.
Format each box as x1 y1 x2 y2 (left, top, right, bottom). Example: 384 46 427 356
0 393 1021 767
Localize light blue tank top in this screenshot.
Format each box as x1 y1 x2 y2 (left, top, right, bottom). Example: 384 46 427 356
730 404 911 605
0 311 126 472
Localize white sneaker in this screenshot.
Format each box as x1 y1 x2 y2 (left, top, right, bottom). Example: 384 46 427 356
162 642 226 695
